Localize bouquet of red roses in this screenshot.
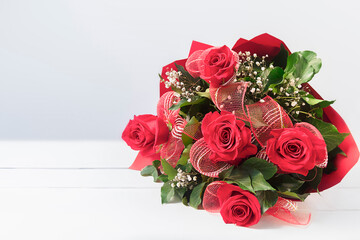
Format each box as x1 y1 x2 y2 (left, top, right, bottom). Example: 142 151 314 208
122 34 359 227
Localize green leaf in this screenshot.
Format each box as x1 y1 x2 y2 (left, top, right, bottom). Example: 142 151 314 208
189 182 206 209
226 179 254 193
307 118 348 152
182 196 189 206
175 187 187 199
256 191 278 214
169 98 187 110
225 167 275 193
169 97 207 111
182 117 200 147
140 165 158 182
196 88 211 99
219 166 234 179
161 182 175 204
302 94 335 108
157 174 169 182
269 174 304 192
272 44 289 69
313 108 324 119
177 144 192 166
242 157 277 180
324 146 346 174
297 167 323 193
247 168 276 192
185 162 193 173
161 159 177 180
175 63 195 82
278 191 309 201
225 168 254 193
264 67 284 92
284 51 322 84
152 160 161 168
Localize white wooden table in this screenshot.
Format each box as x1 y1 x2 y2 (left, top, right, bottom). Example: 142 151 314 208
0 141 359 240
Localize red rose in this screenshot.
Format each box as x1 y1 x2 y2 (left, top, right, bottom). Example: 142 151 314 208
122 114 169 156
266 124 327 176
186 45 239 87
217 183 261 227
201 111 257 165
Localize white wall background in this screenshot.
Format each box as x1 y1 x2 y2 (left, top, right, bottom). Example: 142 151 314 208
0 0 359 142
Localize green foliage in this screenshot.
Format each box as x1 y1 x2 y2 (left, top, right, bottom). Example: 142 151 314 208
255 191 278 214
140 165 158 182
152 160 161 168
269 174 305 192
297 167 323 193
169 97 207 111
177 144 192 166
182 117 200 147
175 187 187 200
196 88 211 99
218 166 234 179
263 67 284 92
225 169 254 193
161 182 175 204
272 44 289 69
302 94 335 108
242 157 277 180
284 51 322 84
175 63 195 82
182 196 189 206
307 118 349 152
180 97 217 121
189 182 206 209
157 174 169 182
161 159 177 180
224 167 275 193
324 146 346 174
277 191 310 201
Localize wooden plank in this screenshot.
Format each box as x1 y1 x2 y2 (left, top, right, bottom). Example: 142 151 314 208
0 168 359 189
0 188 358 240
0 169 157 188
0 141 136 168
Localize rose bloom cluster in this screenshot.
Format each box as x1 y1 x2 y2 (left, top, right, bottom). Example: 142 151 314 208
122 34 358 227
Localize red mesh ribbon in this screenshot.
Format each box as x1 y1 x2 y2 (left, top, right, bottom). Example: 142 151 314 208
209 82 293 147
255 147 269 162
182 120 203 141
157 91 180 125
209 82 249 121
203 181 311 225
157 91 185 167
160 116 186 167
247 96 293 147
203 181 225 213
266 197 311 225
190 139 231 177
